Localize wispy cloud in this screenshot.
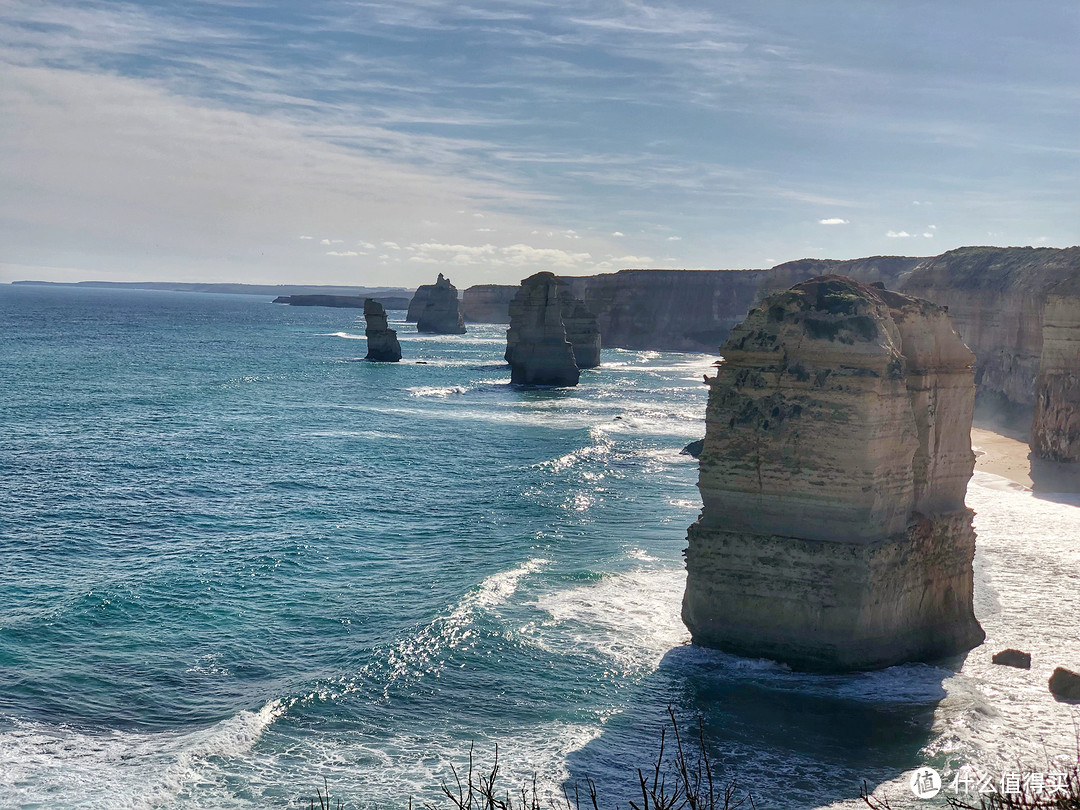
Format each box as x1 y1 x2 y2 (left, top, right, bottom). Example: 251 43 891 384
818 218 849 225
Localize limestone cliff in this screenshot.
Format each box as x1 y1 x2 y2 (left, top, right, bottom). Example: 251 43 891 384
683 275 984 671
1032 286 1080 461
363 299 402 362
558 258 923 353
903 247 1080 413
505 273 580 386
558 289 601 368
462 285 517 323
416 274 467 335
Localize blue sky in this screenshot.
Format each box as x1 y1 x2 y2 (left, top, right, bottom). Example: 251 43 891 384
1 1 1077 287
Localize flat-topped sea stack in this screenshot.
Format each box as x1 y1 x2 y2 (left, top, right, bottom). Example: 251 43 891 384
683 275 984 671
505 272 602 386
416 273 466 335
363 299 402 362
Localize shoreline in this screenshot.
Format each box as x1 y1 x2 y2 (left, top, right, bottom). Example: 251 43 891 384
971 426 1080 495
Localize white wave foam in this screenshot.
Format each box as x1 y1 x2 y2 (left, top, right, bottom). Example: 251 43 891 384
355 558 549 695
0 700 285 809
408 385 469 397
318 331 365 340
528 566 689 675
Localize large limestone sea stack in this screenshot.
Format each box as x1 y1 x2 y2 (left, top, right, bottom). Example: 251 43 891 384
683 276 984 671
363 299 402 362
505 272 601 386
416 273 467 335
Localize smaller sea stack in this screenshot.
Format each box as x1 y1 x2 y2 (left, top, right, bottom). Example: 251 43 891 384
416 274 467 335
364 299 402 362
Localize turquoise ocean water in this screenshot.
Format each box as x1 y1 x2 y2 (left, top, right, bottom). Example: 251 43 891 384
1 285 1078 809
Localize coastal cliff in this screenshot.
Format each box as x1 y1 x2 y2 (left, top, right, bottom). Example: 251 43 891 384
1031 287 1080 461
416 274 467 335
902 247 1080 416
462 285 517 323
683 276 983 671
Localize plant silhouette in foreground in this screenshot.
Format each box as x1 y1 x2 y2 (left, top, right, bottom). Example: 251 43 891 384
307 709 755 810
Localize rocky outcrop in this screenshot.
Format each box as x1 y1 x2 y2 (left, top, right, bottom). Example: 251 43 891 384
992 649 1031 669
1049 667 1080 701
416 274 466 335
683 275 984 671
363 299 401 362
462 285 517 323
1031 288 1080 461
505 273 581 386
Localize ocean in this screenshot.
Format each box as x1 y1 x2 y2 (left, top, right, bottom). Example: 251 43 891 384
1 284 1077 810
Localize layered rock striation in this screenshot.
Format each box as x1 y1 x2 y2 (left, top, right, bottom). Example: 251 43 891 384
363 299 402 362
462 284 517 323
416 274 466 334
505 272 601 385
1031 286 1080 461
683 275 984 671
558 290 601 368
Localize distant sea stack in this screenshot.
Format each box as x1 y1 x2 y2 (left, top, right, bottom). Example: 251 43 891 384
363 299 402 362
683 276 984 671
505 272 597 386
416 274 467 335
406 285 433 322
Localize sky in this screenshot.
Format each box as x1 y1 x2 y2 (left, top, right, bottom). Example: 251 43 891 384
1 1 1077 288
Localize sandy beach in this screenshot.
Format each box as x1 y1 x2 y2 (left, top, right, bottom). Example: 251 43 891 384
972 426 1080 495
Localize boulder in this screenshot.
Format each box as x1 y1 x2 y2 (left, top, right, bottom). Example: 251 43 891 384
363 299 402 362
992 649 1032 669
416 274 467 334
1049 667 1080 701
683 275 984 671
681 439 705 458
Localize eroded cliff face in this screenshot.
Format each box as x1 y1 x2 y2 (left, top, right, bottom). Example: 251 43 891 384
505 273 581 386
462 285 517 323
416 274 467 335
1032 291 1080 461
903 247 1080 412
406 286 433 322
363 299 402 362
683 276 983 671
556 258 924 353
558 291 601 368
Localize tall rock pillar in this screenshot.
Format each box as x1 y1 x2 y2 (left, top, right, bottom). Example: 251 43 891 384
364 299 402 362
683 276 984 671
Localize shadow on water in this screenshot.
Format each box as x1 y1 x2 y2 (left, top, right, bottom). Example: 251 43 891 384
565 644 962 810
